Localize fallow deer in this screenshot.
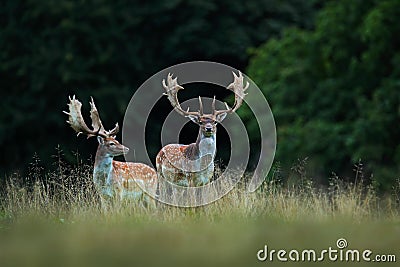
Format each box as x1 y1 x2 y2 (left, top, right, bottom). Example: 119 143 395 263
156 71 249 187
64 96 157 201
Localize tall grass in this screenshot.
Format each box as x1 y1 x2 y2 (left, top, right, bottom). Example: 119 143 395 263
2 160 398 222
0 154 399 267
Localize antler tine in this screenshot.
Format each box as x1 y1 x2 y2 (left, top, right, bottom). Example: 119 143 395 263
198 96 203 115
91 97 121 137
106 123 120 137
162 73 201 117
211 96 216 114
64 96 108 138
89 97 105 134
214 71 249 116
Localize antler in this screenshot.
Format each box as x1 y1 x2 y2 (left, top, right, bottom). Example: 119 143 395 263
89 97 120 137
213 71 249 116
162 73 203 117
64 95 119 138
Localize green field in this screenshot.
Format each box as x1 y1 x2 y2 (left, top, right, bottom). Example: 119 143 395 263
1 163 399 267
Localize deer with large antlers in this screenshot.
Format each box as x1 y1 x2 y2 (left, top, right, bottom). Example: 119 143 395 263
64 96 157 202
156 71 249 187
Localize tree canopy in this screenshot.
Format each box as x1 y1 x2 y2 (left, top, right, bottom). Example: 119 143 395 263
246 0 400 190
0 0 319 176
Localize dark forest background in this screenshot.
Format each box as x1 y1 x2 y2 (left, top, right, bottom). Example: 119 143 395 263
0 0 399 191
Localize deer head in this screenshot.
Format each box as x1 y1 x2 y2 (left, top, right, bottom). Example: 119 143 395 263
64 96 128 157
162 71 249 137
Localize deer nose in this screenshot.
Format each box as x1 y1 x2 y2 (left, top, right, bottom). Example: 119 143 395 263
123 147 129 154
205 127 212 132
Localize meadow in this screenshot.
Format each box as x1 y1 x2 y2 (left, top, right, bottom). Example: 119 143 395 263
0 156 399 267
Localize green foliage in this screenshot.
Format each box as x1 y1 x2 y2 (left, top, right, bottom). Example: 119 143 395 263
0 0 319 175
247 0 400 190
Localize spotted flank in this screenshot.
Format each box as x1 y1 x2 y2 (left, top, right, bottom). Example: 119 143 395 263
156 144 214 187
113 161 157 196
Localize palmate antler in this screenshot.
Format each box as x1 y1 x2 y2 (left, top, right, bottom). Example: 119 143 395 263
213 71 249 116
162 73 204 117
64 95 119 138
162 71 248 117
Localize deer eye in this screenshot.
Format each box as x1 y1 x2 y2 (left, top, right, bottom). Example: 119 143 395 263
109 143 116 147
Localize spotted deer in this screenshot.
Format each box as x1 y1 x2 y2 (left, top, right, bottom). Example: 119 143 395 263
156 71 249 187
64 96 157 201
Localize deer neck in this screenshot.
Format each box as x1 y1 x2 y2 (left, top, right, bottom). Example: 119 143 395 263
196 129 216 158
93 146 114 196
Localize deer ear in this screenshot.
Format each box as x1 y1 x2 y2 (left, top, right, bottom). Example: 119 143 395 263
216 112 227 123
97 136 104 144
187 115 200 124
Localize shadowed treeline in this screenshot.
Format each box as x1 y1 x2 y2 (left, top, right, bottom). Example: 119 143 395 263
1 0 399 191
0 0 319 179
245 0 400 190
